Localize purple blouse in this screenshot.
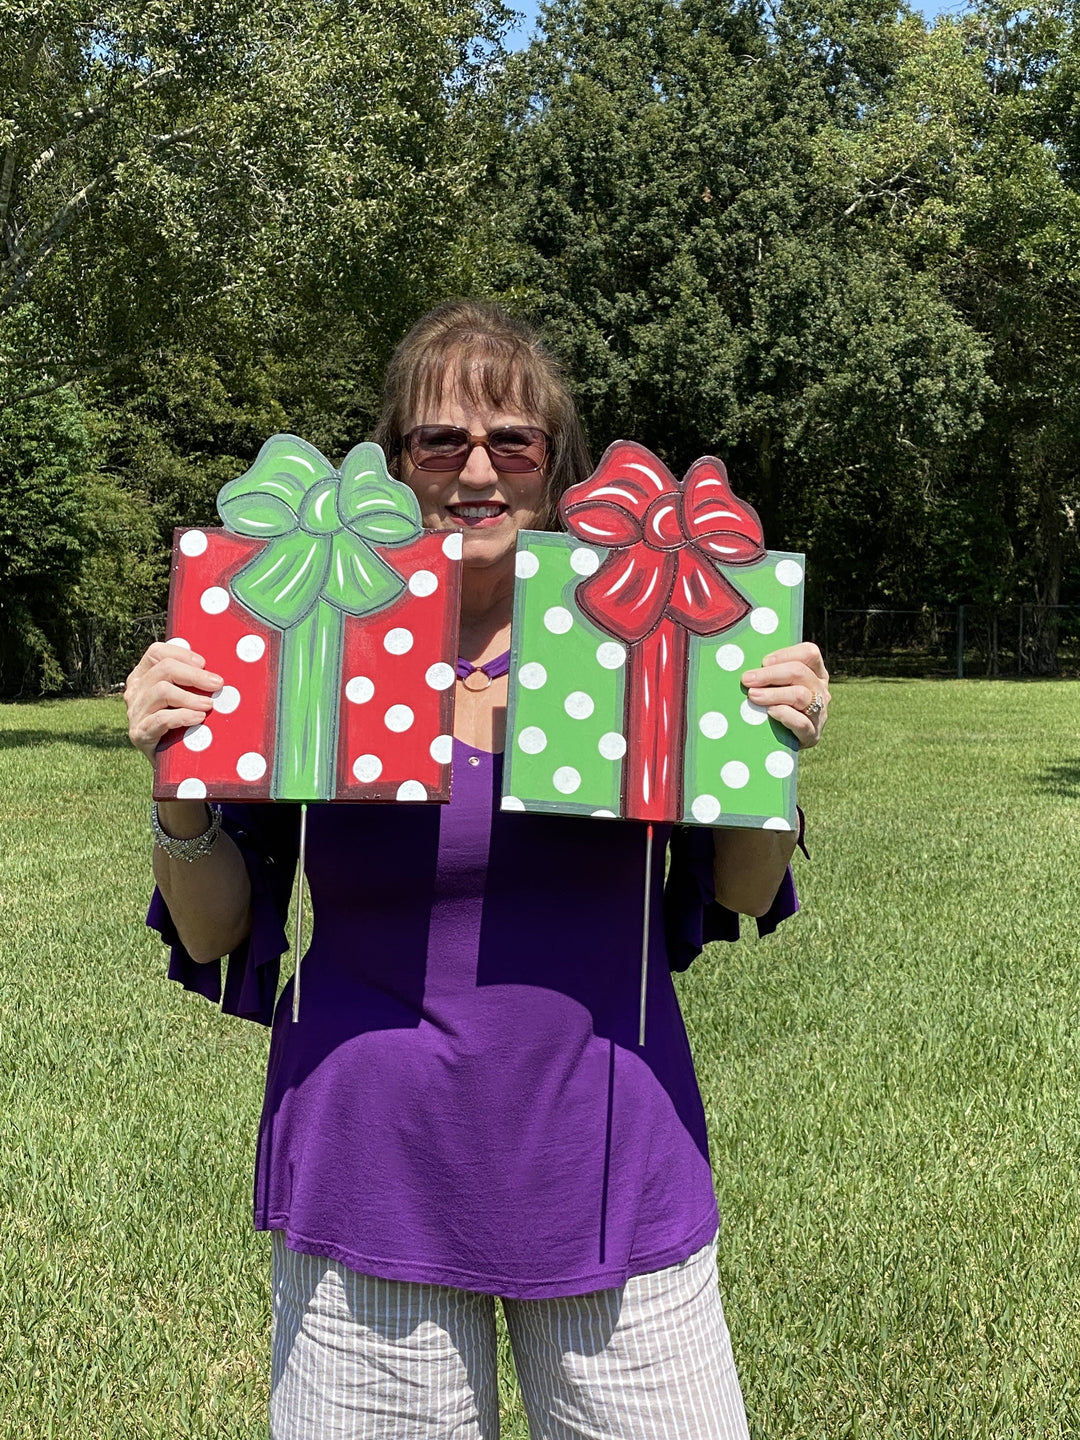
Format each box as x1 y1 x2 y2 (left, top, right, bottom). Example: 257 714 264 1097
149 739 797 1299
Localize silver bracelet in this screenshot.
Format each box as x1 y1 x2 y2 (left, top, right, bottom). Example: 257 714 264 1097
151 801 223 862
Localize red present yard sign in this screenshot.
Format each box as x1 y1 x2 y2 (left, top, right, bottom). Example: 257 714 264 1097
153 436 462 804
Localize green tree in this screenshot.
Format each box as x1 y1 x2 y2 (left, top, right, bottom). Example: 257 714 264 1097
0 0 510 691
0 385 95 689
0 0 507 403
0 383 164 692
823 0 1080 667
490 0 989 608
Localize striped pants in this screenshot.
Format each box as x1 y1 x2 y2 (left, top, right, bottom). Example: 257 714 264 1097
270 1232 750 1439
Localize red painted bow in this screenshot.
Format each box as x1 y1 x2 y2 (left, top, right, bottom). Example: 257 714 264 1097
559 441 766 643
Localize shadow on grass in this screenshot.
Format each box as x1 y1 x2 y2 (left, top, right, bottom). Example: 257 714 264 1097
1037 761 1080 797
0 729 128 751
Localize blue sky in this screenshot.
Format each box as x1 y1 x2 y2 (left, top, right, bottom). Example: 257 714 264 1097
504 0 957 50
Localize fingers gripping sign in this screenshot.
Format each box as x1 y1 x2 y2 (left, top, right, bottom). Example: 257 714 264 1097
124 641 224 763
741 642 830 749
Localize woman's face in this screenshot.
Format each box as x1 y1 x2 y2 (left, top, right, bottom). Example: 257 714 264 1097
400 377 548 574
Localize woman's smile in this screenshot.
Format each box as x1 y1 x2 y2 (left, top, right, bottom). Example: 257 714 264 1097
444 501 511 526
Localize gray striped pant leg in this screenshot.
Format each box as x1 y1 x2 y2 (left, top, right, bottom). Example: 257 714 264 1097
501 1238 750 1440
269 1232 500 1440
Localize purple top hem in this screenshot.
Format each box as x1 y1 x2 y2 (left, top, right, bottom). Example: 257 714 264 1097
270 1209 722 1300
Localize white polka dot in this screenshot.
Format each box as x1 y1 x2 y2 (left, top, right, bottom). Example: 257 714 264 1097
763 816 793 830
766 749 795 778
442 533 463 559
553 766 581 794
596 641 626 670
699 711 728 740
179 529 208 557
518 662 547 690
384 704 414 732
740 699 770 726
570 547 600 576
165 636 190 651
501 796 526 812
345 675 375 705
211 685 240 715
176 777 207 800
691 794 722 824
775 559 804 587
518 726 547 754
396 780 427 801
750 607 779 634
515 550 540 578
425 662 456 691
408 570 439 597
236 752 267 782
721 760 750 789
200 586 229 615
592 809 617 818
564 691 594 720
430 734 453 764
543 606 573 635
236 634 265 662
182 724 212 752
715 644 744 671
598 732 626 760
352 754 382 782
384 627 413 655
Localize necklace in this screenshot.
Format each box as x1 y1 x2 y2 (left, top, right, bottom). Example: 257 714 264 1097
456 649 511 693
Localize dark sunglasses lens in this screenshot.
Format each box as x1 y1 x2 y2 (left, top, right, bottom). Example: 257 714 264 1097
410 427 468 470
486 427 548 471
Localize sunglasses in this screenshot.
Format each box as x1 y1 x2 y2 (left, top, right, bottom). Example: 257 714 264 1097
403 424 550 473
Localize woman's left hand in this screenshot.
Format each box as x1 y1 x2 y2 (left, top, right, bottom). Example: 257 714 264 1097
741 642 830 749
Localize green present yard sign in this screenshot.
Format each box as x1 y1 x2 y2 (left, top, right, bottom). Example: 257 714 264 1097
503 442 805 831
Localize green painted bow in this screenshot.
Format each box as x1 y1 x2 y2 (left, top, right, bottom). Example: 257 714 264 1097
218 434 422 626
217 435 422 800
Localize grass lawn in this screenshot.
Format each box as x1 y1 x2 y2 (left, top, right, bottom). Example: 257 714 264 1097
0 682 1078 1437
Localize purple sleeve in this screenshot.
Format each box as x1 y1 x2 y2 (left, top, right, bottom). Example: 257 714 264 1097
146 803 301 1026
663 810 806 973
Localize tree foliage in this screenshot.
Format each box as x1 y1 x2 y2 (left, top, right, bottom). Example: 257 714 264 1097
817 0 1080 662
0 0 506 400
489 0 993 606
3 0 1080 688
0 0 507 689
483 0 1080 664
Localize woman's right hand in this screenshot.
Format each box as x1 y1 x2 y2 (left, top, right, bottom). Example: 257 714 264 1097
124 642 224 764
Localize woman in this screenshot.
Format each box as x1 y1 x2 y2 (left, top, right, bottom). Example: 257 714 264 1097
125 300 830 1439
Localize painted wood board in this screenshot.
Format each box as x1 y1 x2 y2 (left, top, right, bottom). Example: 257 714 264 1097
153 435 462 803
501 442 804 830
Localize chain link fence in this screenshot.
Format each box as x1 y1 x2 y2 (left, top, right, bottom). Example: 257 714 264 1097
810 605 1080 678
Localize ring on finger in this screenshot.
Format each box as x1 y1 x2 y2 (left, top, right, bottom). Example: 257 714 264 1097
803 691 825 720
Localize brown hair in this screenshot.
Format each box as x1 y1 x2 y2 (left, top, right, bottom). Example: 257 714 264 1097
371 299 592 529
